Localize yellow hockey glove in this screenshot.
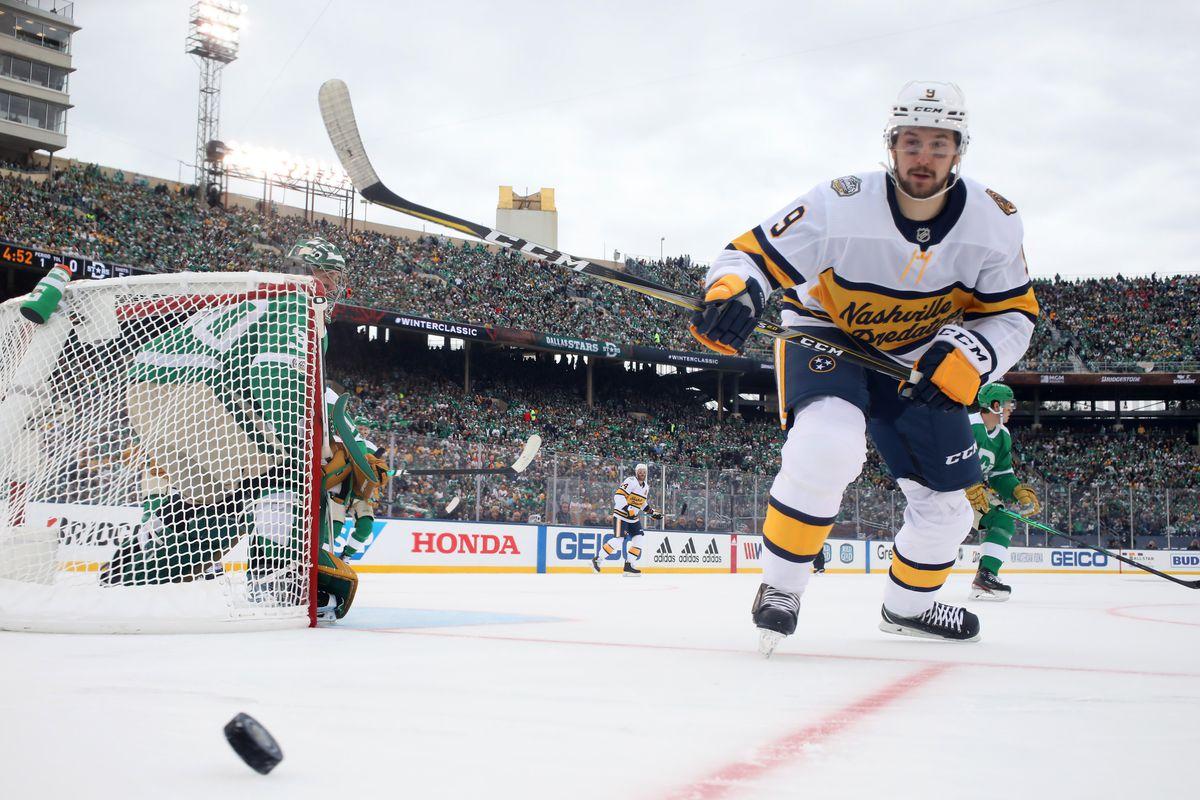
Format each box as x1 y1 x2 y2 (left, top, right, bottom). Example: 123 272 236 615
1013 483 1041 516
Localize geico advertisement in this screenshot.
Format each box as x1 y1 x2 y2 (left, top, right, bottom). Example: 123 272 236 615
546 528 730 571
735 536 867 571
356 519 538 568
873 541 1118 573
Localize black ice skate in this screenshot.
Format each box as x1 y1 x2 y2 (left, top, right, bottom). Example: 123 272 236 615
622 561 641 577
751 583 800 658
590 555 601 574
969 567 1012 602
879 602 980 642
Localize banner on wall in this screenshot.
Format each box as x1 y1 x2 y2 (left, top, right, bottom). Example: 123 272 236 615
543 528 732 573
733 535 868 573
335 519 1199 575
351 519 538 571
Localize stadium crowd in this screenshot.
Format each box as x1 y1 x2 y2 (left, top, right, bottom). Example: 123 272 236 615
5 161 1198 370
1033 275 1200 368
3 162 1198 540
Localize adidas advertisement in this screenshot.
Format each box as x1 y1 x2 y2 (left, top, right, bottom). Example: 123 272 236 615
542 528 732 572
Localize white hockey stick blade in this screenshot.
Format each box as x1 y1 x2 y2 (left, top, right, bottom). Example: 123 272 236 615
318 79 382 192
444 495 461 515
510 434 542 474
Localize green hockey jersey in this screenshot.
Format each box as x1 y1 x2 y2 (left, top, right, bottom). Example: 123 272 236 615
968 412 1020 502
128 291 311 457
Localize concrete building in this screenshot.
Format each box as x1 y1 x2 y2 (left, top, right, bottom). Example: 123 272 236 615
0 0 78 164
497 186 557 249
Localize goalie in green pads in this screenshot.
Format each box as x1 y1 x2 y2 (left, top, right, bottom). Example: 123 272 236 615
102 238 362 621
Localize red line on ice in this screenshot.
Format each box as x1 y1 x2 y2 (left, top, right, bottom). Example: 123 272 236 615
659 662 953 800
1106 603 1200 628
378 629 1200 679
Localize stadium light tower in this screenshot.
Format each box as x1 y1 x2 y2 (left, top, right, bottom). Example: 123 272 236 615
186 1 246 198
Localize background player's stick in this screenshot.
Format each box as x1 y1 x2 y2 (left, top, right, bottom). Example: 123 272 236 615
317 79 910 383
996 508 1200 589
664 500 688 518
397 434 542 477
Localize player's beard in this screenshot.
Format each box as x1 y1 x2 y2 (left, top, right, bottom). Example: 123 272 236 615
897 165 948 200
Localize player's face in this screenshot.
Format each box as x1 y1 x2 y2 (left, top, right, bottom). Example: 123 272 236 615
984 401 1014 425
891 127 959 199
636 468 647 482
312 268 345 299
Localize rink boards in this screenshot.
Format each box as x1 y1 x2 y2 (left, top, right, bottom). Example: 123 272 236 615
339 518 1200 576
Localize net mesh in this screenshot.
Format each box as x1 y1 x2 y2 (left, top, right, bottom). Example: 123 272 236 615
0 272 319 632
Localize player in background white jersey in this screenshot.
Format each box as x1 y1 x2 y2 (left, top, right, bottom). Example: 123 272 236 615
592 463 662 576
689 82 1037 654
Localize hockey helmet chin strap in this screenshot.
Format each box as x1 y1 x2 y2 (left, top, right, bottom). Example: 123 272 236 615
880 156 963 203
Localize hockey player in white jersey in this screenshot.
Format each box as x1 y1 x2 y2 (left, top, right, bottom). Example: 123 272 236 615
689 82 1037 654
591 463 662 576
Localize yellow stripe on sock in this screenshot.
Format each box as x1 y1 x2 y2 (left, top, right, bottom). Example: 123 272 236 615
763 500 832 559
889 548 954 591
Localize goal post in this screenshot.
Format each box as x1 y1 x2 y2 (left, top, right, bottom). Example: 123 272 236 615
0 272 324 633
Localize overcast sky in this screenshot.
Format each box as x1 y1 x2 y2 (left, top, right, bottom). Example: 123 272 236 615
62 0 1199 278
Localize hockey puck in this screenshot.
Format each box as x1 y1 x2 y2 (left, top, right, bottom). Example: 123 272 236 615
223 712 283 774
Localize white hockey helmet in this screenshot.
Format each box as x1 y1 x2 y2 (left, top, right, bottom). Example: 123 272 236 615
884 81 969 154
635 463 648 478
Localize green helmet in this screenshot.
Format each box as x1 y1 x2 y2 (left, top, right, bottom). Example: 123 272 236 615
285 237 346 273
977 382 1014 412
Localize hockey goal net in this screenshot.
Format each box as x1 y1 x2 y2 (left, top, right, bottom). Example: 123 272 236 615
0 272 323 632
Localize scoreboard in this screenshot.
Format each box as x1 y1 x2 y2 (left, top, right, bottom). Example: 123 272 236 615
0 239 138 280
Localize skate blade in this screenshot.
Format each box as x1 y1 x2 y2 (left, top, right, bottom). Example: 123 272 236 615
969 587 1011 602
878 620 981 643
622 572 642 578
758 629 786 658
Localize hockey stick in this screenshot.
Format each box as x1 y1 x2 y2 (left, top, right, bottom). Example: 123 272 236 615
664 500 689 518
398 434 542 478
996 508 1200 590
317 79 910 383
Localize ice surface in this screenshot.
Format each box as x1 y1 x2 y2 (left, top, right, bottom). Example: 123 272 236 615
2 572 1197 799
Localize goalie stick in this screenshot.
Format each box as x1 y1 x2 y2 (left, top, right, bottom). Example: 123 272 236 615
317 79 911 384
996 508 1200 590
393 434 542 478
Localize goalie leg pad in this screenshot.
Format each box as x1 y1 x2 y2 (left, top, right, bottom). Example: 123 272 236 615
317 549 358 619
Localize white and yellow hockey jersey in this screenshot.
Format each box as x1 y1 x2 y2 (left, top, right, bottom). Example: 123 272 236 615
613 476 651 521
706 171 1039 381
